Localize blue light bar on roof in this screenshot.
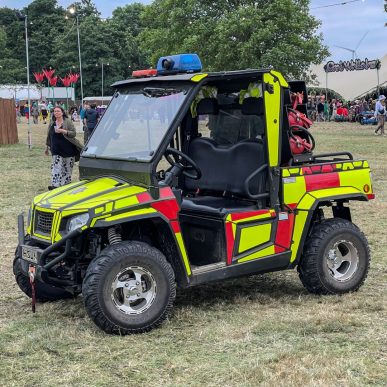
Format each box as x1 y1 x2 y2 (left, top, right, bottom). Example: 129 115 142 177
157 54 202 75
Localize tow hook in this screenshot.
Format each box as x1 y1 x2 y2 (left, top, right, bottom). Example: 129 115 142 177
29 265 36 313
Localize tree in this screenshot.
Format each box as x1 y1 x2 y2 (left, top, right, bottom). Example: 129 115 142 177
140 0 329 79
0 7 26 70
110 3 150 71
24 0 67 73
0 26 25 84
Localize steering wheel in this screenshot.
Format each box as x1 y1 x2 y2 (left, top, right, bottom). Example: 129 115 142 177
289 125 316 151
164 148 202 180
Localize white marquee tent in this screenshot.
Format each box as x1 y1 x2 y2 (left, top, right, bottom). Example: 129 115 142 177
0 85 75 101
309 53 387 100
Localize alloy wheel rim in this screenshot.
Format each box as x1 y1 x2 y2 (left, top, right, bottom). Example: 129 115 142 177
111 265 157 315
326 239 359 282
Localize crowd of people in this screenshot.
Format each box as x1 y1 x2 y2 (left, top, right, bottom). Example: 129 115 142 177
16 101 106 127
306 94 386 135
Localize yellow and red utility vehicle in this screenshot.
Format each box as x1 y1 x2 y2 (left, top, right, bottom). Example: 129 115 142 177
14 54 374 334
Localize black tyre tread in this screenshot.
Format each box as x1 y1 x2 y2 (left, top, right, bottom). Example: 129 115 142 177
82 241 175 335
13 258 73 302
298 218 370 295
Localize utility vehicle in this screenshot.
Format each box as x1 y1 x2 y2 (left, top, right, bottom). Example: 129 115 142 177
14 54 373 334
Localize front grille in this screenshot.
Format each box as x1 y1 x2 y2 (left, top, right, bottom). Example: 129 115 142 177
34 210 54 235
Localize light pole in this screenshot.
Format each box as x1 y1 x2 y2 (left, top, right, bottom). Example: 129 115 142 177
16 11 32 149
376 59 381 95
96 61 109 105
68 7 84 106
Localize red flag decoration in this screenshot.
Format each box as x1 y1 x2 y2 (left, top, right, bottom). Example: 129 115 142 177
69 73 80 84
43 68 55 80
33 72 45 83
60 76 72 87
49 76 58 87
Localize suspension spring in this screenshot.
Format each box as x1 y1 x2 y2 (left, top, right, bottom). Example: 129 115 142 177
108 226 122 245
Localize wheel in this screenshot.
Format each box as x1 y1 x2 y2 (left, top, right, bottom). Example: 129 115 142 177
82 241 176 334
13 257 73 302
298 218 370 295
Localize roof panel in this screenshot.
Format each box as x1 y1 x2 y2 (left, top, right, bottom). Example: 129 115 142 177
111 69 273 88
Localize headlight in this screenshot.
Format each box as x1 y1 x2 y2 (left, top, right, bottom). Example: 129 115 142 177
67 213 89 232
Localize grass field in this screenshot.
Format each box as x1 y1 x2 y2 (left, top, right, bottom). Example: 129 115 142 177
0 120 386 386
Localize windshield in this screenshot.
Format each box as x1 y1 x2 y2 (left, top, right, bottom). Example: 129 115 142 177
83 83 191 161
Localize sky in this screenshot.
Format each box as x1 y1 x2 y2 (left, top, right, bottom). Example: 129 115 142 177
0 0 386 62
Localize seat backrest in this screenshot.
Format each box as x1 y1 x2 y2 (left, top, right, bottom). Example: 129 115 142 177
197 98 219 115
240 97 265 138
185 137 266 198
241 97 264 116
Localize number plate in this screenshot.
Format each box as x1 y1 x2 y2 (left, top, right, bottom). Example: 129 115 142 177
21 245 41 264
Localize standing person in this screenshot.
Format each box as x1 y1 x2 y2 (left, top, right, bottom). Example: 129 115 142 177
374 95 386 136
41 102 48 124
24 103 30 121
45 106 82 190
330 99 337 121
31 103 39 124
80 102 89 142
84 103 100 142
317 97 324 122
16 104 21 123
324 99 330 121
306 95 316 120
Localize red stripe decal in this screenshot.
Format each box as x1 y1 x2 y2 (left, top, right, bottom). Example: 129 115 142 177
151 199 180 220
311 165 321 173
302 167 312 175
137 192 152 203
275 213 294 249
231 210 271 222
322 164 333 173
160 187 174 199
287 203 298 210
170 220 180 233
274 245 286 254
225 222 235 264
305 172 340 191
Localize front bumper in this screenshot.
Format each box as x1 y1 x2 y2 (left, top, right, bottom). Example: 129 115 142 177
17 213 83 282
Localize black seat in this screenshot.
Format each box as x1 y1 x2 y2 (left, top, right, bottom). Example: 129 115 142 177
181 137 267 216
185 138 266 196
180 95 268 217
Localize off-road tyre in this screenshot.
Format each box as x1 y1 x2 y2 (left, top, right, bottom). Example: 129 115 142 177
298 218 370 295
82 241 176 335
13 257 73 302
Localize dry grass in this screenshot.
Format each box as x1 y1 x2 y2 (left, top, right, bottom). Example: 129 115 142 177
0 119 386 386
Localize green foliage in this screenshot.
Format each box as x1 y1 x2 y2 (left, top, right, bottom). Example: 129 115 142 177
0 0 329 96
0 25 25 84
140 0 329 79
